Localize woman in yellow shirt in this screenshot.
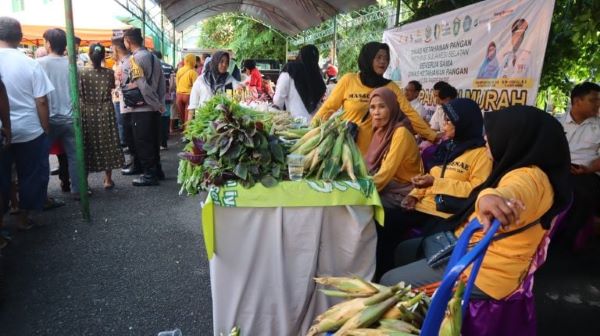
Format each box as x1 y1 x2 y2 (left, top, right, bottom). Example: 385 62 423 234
175 54 198 128
375 98 492 279
365 87 422 208
380 106 571 304
313 42 438 154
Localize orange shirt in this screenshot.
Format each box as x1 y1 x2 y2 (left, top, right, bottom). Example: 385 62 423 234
456 166 553 300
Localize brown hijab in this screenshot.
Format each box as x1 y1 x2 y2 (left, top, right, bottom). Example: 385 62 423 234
365 87 406 173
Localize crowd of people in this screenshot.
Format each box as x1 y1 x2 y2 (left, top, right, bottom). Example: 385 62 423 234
1 13 599 330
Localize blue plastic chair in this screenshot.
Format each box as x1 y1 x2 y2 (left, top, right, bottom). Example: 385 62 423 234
420 218 501 336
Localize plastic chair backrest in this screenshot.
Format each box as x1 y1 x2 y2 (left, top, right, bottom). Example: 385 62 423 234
420 218 501 336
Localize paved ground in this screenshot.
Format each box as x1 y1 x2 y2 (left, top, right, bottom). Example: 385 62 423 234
0 137 599 335
0 138 212 335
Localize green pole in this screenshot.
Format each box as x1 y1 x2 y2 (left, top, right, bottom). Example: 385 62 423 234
172 26 176 67
63 0 90 221
332 15 337 65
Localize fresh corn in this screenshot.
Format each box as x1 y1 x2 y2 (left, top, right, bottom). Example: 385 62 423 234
342 143 356 181
315 277 379 296
334 293 402 335
439 281 464 336
290 127 320 152
345 329 414 336
307 298 370 336
378 319 420 334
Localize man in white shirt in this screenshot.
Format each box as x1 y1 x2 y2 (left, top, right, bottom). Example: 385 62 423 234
561 82 600 248
0 17 54 230
429 81 457 132
38 28 80 197
404 80 427 119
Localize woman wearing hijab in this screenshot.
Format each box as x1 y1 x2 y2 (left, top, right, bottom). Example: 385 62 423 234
477 42 500 79
366 87 422 208
273 44 326 121
375 98 492 280
187 51 239 112
313 42 438 154
380 106 571 304
175 54 198 127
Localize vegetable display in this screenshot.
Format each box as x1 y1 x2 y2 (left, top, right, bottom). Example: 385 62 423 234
307 276 464 336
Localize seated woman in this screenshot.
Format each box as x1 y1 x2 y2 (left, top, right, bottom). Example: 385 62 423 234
187 51 240 113
375 98 492 279
366 87 421 209
380 106 571 304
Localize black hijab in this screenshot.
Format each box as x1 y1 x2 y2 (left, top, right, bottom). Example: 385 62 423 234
447 105 571 230
204 51 230 94
282 45 326 113
358 42 391 88
430 98 486 170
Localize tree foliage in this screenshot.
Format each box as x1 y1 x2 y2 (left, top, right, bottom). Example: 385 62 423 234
197 1 599 111
198 13 286 64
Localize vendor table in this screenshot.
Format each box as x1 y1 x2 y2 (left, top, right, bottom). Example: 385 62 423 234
201 179 384 336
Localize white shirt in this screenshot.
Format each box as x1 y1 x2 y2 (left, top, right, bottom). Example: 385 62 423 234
410 98 427 119
499 48 531 78
562 112 600 175
0 48 54 143
188 73 239 110
37 55 73 121
429 105 445 131
272 72 312 121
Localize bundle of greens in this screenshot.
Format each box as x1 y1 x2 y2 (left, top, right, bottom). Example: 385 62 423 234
179 102 286 194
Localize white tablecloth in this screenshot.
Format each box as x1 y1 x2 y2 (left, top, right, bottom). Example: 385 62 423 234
210 205 377 336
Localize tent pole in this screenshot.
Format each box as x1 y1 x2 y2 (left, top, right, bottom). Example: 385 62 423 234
142 0 146 41
285 37 288 63
332 14 337 65
160 9 165 55
396 0 402 26
63 0 90 221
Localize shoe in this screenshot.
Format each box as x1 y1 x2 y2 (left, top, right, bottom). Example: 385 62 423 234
121 166 142 175
43 197 66 211
60 181 71 193
50 168 59 176
132 174 159 186
103 180 115 190
160 146 168 151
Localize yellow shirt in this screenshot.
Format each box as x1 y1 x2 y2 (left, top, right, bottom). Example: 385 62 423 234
457 166 553 300
314 73 437 154
409 147 492 218
373 127 423 191
176 66 198 94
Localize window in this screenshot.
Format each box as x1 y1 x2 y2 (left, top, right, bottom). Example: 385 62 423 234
12 0 25 12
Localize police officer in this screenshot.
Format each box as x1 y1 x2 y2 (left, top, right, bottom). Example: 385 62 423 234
500 18 530 79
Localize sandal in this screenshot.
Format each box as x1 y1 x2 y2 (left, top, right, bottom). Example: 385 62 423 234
17 218 34 231
43 197 66 211
104 180 115 190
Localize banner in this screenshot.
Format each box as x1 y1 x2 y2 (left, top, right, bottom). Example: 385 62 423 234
383 0 555 112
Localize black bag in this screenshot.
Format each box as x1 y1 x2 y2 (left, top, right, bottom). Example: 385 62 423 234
423 220 540 268
434 142 469 214
435 194 468 214
122 54 155 108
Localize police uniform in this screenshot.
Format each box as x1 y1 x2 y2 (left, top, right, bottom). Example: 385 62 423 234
499 48 531 78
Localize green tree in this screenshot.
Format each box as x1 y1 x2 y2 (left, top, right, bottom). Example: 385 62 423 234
198 13 286 64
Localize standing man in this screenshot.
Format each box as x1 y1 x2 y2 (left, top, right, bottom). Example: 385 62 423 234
561 82 600 248
499 18 531 79
404 80 427 119
120 28 165 186
0 17 54 229
38 28 80 198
